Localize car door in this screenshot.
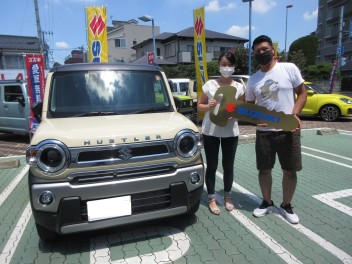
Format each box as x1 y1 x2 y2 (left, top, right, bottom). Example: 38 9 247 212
0 83 29 134
301 86 318 115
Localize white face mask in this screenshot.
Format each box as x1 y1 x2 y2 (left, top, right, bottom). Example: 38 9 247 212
219 67 234 78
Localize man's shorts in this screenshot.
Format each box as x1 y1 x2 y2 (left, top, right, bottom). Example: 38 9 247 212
255 130 302 171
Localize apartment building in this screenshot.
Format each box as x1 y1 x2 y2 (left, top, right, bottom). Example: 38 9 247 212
316 0 352 74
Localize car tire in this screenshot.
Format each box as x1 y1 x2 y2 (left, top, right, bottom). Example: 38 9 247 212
36 223 58 241
319 105 340 121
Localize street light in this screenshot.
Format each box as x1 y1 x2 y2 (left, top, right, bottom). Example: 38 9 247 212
284 4 293 61
138 15 157 64
242 0 253 76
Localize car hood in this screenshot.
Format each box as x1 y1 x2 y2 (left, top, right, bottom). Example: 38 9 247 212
30 112 198 147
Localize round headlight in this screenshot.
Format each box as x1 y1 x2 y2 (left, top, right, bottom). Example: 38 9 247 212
174 130 200 159
36 141 69 173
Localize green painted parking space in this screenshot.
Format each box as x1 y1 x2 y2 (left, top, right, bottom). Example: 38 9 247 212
0 129 351 263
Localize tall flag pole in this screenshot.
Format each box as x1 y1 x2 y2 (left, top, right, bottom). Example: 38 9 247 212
193 7 208 121
86 6 108 62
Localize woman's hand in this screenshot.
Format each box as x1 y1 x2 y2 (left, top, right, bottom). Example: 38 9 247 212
208 99 217 108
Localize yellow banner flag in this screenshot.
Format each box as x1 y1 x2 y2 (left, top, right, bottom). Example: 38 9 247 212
273 42 278 57
193 7 208 120
86 6 108 62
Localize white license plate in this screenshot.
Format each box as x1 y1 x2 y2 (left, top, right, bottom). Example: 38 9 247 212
87 196 131 222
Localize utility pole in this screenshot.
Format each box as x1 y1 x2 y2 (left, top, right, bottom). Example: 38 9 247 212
34 0 44 55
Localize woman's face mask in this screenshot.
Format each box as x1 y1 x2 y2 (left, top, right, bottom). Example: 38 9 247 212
254 50 273 65
219 67 235 78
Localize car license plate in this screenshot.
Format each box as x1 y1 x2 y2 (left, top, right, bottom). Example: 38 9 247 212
87 196 131 222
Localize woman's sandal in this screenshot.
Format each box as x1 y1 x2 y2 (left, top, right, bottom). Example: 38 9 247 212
208 198 221 215
224 195 235 212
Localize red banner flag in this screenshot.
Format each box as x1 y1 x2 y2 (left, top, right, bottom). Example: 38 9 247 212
25 54 45 132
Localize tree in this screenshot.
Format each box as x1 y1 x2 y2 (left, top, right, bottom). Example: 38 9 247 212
288 35 318 66
289 50 306 72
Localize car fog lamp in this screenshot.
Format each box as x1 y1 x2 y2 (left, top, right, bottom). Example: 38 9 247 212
189 172 200 184
39 191 54 206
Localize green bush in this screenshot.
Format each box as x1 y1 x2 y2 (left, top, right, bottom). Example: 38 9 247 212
341 76 352 91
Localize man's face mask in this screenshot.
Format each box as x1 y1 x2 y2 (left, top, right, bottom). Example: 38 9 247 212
219 67 234 78
254 50 273 65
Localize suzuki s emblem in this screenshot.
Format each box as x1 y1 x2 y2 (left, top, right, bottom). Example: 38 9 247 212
118 147 132 160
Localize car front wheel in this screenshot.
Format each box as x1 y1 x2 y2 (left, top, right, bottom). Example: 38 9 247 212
319 105 340 121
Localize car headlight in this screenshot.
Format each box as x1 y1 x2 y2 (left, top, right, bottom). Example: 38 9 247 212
26 140 70 173
340 98 352 104
174 129 202 159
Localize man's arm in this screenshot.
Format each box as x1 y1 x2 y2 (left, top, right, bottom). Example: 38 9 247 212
292 82 307 116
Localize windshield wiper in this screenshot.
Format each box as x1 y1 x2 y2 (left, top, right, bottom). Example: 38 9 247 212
130 107 171 114
74 111 119 117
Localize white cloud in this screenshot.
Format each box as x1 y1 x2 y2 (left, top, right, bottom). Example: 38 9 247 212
303 8 318 20
205 0 235 12
252 0 276 13
56 42 70 49
226 25 253 38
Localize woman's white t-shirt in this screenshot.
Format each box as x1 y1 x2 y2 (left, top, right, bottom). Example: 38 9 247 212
202 79 245 137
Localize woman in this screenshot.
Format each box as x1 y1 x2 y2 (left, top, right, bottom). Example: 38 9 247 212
197 51 245 215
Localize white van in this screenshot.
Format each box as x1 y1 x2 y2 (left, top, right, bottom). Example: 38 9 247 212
0 80 30 135
168 78 190 95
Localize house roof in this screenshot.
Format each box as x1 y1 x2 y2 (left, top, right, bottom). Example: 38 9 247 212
132 27 248 49
130 54 176 65
0 35 43 51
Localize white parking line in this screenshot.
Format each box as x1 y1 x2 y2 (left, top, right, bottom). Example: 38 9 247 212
313 189 352 217
214 169 352 264
302 152 352 169
302 146 352 162
0 165 29 207
0 203 32 264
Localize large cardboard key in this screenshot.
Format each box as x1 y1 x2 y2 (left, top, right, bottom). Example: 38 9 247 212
209 85 299 131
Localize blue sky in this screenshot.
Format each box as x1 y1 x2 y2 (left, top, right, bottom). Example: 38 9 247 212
1 0 318 65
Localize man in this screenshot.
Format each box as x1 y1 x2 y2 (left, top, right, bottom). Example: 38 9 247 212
246 35 307 224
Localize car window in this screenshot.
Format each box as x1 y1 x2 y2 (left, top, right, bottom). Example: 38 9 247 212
179 82 189 92
305 83 328 94
4 85 23 102
49 70 171 118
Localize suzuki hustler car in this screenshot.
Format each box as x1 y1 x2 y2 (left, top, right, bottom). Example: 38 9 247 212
26 63 204 241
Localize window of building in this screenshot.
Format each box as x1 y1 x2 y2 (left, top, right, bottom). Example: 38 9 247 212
115 39 126 48
157 48 161 56
3 55 24 69
165 43 176 57
132 40 137 45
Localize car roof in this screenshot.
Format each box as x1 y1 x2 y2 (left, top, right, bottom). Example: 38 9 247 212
0 79 26 84
168 78 190 82
50 63 163 73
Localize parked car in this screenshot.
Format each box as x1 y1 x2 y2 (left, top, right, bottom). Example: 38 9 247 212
0 79 30 135
168 78 195 122
301 81 352 121
26 63 204 241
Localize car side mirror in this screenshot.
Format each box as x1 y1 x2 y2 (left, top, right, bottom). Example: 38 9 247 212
307 90 314 95
173 96 181 111
32 101 43 123
17 95 25 107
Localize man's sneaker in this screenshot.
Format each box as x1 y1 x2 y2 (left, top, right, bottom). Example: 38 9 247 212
279 203 299 224
253 200 274 217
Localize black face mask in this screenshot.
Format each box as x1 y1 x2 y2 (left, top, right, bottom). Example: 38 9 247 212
254 50 273 65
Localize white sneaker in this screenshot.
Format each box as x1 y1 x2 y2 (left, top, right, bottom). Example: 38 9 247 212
253 200 274 217
279 203 299 224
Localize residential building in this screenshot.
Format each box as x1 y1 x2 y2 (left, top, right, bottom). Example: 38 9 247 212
64 49 86 64
316 0 352 75
0 35 48 70
132 27 248 64
107 19 160 63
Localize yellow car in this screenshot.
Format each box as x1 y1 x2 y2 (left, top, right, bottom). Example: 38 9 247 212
301 82 352 121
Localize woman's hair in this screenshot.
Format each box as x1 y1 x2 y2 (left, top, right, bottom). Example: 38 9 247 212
218 51 236 65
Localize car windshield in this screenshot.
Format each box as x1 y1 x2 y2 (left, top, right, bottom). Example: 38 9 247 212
305 83 328 94
48 70 171 118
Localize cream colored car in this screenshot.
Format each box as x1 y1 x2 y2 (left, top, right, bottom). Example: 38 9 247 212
26 63 204 241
